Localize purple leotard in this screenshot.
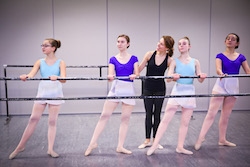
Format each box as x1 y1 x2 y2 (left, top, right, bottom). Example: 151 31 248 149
216 53 246 75
109 55 138 82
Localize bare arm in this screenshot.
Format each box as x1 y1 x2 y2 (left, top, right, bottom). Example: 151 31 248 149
59 60 66 83
107 63 115 81
167 57 173 67
139 51 153 72
20 59 41 81
129 62 140 80
215 58 224 75
195 59 207 83
166 60 180 82
242 60 250 74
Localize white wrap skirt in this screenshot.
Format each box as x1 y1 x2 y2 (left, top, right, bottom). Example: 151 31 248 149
35 80 65 105
167 83 196 108
107 80 136 105
212 78 239 98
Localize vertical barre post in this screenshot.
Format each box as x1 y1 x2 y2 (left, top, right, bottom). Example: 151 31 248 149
3 65 10 119
99 67 102 77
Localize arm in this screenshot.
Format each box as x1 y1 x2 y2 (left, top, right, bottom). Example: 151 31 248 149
166 60 179 83
242 61 250 74
139 51 153 72
215 58 224 75
107 63 115 81
20 59 41 81
195 59 207 83
167 57 173 67
59 60 66 83
129 62 139 80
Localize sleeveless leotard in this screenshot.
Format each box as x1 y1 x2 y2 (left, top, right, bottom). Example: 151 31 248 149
168 58 196 108
35 59 64 105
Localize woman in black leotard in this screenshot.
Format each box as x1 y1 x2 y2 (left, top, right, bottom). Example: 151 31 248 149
138 36 175 149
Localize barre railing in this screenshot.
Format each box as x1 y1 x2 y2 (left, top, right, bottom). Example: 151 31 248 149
3 64 108 118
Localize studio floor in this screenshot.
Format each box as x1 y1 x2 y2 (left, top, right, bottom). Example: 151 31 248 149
0 111 250 167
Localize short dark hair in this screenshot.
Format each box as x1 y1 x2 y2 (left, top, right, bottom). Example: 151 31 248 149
117 34 130 48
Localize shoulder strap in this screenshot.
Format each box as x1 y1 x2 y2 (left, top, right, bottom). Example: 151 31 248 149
165 53 169 67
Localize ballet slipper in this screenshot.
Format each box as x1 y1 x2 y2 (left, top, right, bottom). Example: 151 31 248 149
84 143 98 156
9 148 25 160
138 141 151 149
47 150 59 158
158 144 163 149
116 147 132 154
194 138 205 151
218 141 236 147
194 143 202 151
146 146 157 156
176 148 193 155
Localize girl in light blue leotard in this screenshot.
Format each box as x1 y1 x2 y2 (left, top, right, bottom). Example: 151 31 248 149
9 38 66 159
147 37 207 155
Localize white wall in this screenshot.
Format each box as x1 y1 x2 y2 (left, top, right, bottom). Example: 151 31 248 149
0 0 249 115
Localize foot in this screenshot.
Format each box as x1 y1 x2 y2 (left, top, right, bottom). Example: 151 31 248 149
158 144 163 150
9 148 25 160
85 143 98 156
116 147 132 154
176 148 193 155
146 146 157 156
194 138 205 151
218 141 236 147
138 141 151 149
47 150 59 158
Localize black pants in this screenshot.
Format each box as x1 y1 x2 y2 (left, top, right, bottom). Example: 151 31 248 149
143 89 165 139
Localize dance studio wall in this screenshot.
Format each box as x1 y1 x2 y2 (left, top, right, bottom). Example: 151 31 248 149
0 0 249 115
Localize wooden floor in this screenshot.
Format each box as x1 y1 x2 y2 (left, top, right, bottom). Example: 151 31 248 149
1 110 250 167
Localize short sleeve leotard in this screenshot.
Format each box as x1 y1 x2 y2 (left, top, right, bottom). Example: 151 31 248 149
108 55 138 105
213 53 246 96
216 53 246 74
109 55 138 82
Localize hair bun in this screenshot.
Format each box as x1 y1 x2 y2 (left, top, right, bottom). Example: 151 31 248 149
56 40 61 48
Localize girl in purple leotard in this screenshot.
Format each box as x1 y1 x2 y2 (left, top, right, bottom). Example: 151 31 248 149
85 34 139 156
195 33 250 150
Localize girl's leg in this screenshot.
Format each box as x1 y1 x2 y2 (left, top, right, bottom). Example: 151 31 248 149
47 104 60 158
85 101 118 156
195 94 224 150
218 96 237 146
147 104 178 156
176 108 193 155
153 91 165 149
138 96 153 148
9 103 46 159
116 103 133 154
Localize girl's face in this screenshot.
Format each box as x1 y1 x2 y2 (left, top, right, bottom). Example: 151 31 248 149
178 39 190 53
117 37 129 51
41 40 55 54
225 34 238 49
156 38 168 52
